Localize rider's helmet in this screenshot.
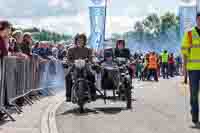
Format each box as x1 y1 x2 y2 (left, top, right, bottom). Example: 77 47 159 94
116 40 125 49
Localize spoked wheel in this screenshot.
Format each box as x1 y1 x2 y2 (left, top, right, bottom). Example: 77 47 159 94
76 80 87 113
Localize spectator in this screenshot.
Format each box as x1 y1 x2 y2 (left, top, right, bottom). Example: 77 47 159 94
12 30 23 52
52 45 58 59
8 37 16 54
147 52 158 81
21 32 32 56
11 30 28 58
142 54 149 80
0 20 12 119
32 42 40 55
136 60 143 80
168 53 175 77
38 42 51 59
57 44 67 60
0 20 11 58
48 44 54 56
161 50 169 79
175 55 183 75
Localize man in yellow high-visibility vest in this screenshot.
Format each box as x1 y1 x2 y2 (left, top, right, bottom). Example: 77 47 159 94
161 50 169 79
181 13 200 125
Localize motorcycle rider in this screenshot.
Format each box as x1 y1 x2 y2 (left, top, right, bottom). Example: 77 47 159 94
114 40 132 77
101 50 118 90
65 33 96 102
114 40 131 59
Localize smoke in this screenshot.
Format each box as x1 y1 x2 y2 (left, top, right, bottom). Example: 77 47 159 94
127 29 181 55
39 60 65 95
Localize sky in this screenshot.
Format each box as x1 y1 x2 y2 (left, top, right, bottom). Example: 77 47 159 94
0 0 181 36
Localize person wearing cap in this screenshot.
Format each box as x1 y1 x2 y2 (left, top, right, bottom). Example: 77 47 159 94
181 13 200 126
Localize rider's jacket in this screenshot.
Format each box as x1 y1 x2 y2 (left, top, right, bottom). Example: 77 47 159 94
114 48 131 59
67 47 92 62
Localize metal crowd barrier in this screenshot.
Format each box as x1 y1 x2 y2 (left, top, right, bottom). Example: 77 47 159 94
0 54 42 121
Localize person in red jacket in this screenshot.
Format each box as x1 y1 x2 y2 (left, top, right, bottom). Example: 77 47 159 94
168 53 175 77
0 21 11 58
0 20 12 120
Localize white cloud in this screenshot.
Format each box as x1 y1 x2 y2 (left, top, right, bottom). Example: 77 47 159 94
48 0 71 9
48 0 61 7
106 16 143 36
1 0 179 35
147 4 159 14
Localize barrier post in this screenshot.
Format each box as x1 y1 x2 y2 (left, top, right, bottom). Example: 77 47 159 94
0 57 15 121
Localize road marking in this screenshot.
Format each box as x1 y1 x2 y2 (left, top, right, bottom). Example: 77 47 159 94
41 95 64 133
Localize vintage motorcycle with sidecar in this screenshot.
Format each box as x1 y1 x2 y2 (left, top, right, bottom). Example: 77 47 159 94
63 57 133 113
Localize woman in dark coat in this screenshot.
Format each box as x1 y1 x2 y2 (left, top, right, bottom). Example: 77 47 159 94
0 21 12 119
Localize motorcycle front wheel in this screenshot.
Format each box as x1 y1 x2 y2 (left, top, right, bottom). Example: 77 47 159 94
76 80 87 113
125 80 132 109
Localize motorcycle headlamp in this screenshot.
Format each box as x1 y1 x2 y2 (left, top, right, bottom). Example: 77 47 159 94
74 59 86 69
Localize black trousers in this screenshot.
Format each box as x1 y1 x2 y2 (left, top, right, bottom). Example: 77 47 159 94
188 70 200 122
162 63 168 79
147 69 158 81
168 64 174 77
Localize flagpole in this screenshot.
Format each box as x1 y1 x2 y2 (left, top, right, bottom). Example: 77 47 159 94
104 0 108 41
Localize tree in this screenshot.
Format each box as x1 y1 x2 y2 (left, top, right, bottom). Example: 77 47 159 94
134 21 144 41
161 12 177 33
142 13 161 38
122 12 180 53
23 27 40 33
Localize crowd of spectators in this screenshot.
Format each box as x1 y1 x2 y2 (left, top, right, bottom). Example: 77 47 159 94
0 20 67 61
0 20 68 119
128 52 183 81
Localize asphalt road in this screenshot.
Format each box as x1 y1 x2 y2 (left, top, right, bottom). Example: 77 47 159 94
56 76 200 133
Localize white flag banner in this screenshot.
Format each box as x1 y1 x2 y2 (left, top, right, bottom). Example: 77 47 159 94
197 0 200 12
179 2 196 38
88 0 106 52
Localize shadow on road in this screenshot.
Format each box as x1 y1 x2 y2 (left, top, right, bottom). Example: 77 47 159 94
190 124 200 130
60 107 125 116
94 107 124 114
60 108 99 116
0 119 10 126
